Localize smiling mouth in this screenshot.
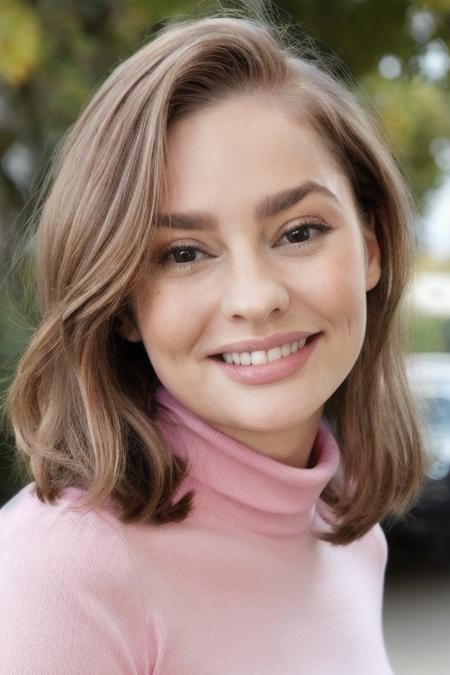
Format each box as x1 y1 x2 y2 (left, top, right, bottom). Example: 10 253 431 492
209 333 320 365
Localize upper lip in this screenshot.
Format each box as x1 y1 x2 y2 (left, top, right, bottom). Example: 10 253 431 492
209 331 320 356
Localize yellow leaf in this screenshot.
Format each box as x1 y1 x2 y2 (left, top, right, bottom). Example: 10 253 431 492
0 1 42 86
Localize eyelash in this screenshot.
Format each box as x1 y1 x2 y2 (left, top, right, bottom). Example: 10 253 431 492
157 220 333 272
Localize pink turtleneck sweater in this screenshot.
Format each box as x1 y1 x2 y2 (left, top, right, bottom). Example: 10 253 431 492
0 384 394 674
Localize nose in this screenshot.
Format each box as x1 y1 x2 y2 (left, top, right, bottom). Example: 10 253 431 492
220 253 289 324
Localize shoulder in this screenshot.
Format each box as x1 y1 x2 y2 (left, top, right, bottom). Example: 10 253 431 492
0 483 153 673
357 522 390 582
316 500 389 570
354 521 389 575
0 483 127 574
369 521 389 566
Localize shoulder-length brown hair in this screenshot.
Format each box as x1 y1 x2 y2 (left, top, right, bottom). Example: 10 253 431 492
5 10 428 545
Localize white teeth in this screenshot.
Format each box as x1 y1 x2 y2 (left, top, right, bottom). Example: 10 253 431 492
251 350 268 365
222 338 308 366
267 346 282 362
281 343 291 357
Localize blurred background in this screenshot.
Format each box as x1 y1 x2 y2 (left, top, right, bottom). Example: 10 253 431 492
0 1 449 672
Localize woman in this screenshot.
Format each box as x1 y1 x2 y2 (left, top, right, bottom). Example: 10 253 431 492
0 10 427 674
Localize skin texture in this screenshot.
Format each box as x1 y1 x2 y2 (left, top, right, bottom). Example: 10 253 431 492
121 95 381 469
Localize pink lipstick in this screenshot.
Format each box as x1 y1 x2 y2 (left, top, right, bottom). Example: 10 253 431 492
209 332 322 385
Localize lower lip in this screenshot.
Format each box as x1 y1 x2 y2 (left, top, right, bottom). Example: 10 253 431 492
209 333 323 385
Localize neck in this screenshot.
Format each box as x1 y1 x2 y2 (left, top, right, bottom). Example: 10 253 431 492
152 383 341 536
209 409 324 469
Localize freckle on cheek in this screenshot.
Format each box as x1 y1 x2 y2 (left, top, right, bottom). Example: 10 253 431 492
347 318 351 335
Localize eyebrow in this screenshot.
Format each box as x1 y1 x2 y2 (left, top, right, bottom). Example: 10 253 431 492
155 180 339 230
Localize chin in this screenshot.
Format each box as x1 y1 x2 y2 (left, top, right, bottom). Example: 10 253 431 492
222 405 316 432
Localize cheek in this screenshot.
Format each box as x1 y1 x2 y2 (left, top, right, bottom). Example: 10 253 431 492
136 281 209 357
335 258 367 366
313 252 368 338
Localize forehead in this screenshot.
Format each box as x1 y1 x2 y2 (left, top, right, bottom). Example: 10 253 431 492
162 95 352 216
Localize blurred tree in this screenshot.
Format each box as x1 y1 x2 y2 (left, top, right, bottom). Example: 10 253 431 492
361 73 450 197
275 0 450 199
0 0 42 86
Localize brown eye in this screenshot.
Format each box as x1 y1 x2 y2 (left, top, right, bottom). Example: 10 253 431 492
280 221 332 247
170 247 198 264
158 242 209 271
285 226 313 243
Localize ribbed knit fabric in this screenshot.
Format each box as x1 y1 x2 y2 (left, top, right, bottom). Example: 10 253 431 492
0 383 395 674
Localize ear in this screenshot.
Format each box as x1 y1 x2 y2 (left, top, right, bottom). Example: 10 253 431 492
363 210 381 291
115 316 142 343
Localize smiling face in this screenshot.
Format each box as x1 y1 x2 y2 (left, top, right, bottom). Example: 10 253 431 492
122 95 381 467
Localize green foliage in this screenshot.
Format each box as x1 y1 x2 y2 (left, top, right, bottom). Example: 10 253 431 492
276 0 450 198
0 286 31 505
361 73 450 197
411 313 450 352
279 0 413 76
0 0 43 86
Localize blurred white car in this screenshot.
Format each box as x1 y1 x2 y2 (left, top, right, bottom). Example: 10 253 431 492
384 352 450 553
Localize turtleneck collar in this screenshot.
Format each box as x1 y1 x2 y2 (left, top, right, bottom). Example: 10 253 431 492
152 384 340 536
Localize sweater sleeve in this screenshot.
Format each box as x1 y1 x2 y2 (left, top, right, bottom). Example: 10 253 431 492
0 488 153 675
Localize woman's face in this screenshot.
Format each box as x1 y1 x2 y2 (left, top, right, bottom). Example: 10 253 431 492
124 95 381 466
